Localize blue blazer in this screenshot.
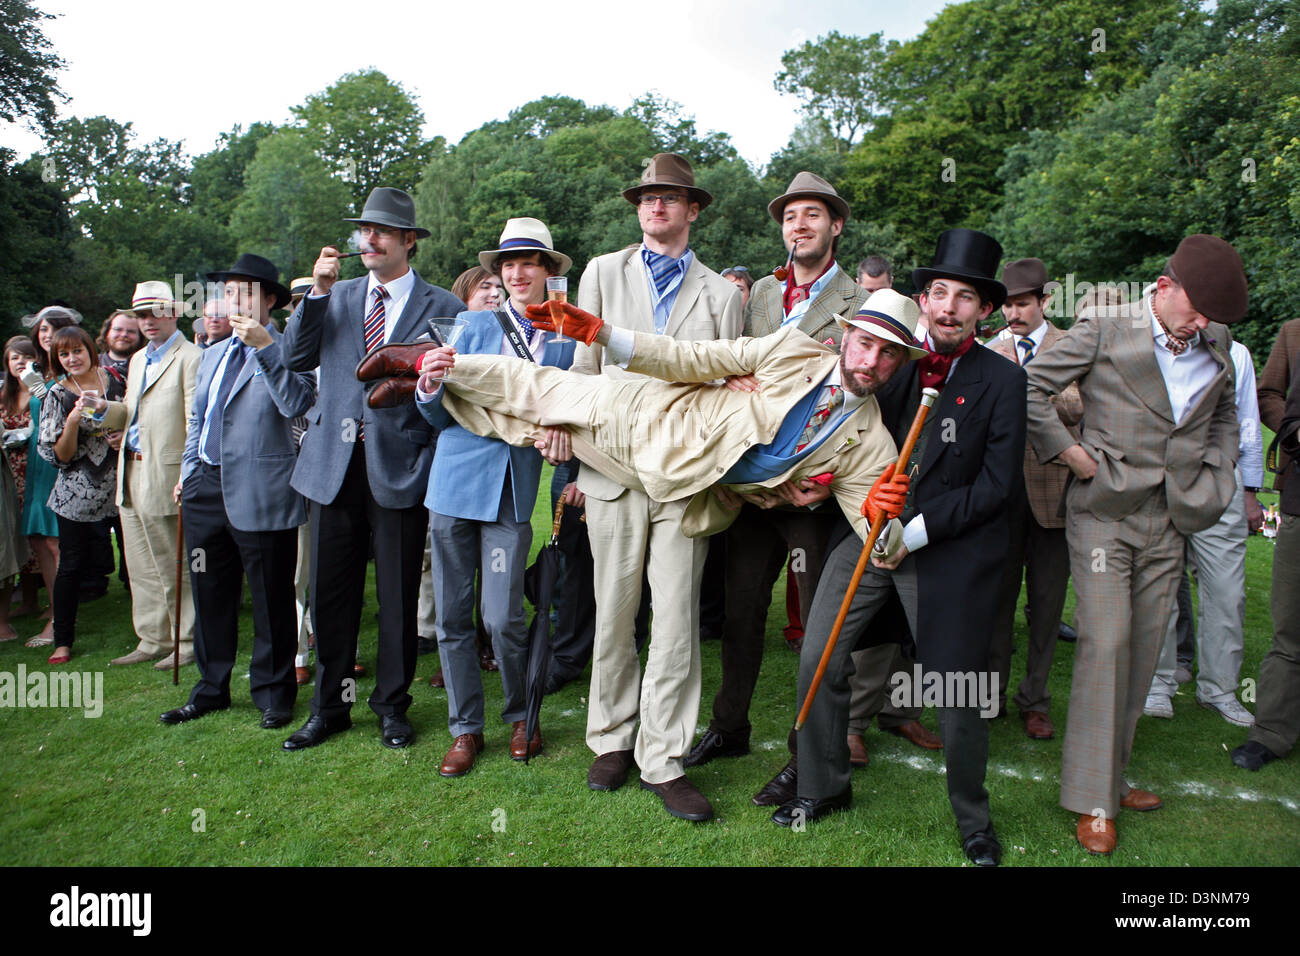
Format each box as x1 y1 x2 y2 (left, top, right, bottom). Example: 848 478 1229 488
182 326 317 532
418 310 575 522
282 272 466 510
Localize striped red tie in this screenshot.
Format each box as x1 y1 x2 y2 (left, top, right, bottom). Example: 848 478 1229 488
364 285 388 352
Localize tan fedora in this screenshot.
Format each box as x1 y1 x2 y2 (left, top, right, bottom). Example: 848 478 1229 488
836 289 927 360
1166 234 1248 324
478 218 572 275
622 153 713 209
1000 258 1050 298
125 280 179 316
767 171 850 223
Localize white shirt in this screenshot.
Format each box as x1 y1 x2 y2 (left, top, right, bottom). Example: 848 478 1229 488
1007 320 1048 365
366 268 415 343
1231 340 1264 488
502 301 548 363
1147 294 1219 426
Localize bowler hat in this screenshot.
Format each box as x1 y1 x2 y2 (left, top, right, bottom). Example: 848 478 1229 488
913 229 1007 309
343 187 431 239
1000 258 1049 298
767 171 850 224
622 153 712 210
208 253 292 310
837 289 928 360
478 218 572 275
1167 234 1248 325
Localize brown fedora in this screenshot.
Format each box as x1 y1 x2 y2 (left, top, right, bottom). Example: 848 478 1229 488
767 171 850 223
622 153 712 210
1001 258 1049 298
1167 234 1248 324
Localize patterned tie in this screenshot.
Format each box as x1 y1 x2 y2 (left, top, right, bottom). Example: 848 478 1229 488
643 249 680 298
507 300 535 340
201 343 248 463
1017 337 1035 365
364 285 388 353
795 384 844 453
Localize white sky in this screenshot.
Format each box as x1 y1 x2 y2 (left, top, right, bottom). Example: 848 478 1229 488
2 0 953 169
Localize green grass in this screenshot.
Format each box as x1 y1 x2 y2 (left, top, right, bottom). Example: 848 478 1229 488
1 468 1297 866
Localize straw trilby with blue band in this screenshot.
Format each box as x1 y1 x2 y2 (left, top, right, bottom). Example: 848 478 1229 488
478 217 572 275
835 288 928 360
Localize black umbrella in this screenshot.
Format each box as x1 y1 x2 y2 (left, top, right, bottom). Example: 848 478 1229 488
521 497 567 764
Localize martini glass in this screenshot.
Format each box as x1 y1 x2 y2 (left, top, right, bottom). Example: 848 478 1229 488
428 316 470 383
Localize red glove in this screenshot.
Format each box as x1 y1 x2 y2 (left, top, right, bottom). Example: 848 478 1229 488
524 301 604 345
861 462 910 525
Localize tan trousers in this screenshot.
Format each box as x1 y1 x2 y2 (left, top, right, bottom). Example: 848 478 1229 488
584 491 706 784
119 499 194 655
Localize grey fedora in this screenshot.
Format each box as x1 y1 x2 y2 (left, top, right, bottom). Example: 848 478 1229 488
343 187 430 239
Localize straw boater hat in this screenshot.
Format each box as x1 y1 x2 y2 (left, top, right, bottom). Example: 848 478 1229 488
207 253 291 310
1000 258 1050 298
913 229 1008 309
343 187 431 239
836 288 928 360
1165 234 1248 324
622 153 713 210
124 281 179 316
767 171 851 223
478 218 572 275
289 277 313 301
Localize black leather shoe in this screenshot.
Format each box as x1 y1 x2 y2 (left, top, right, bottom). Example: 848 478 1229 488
753 760 798 807
160 702 223 725
1058 621 1077 642
260 710 292 729
283 714 352 750
772 789 851 827
380 713 414 749
684 728 750 768
962 828 1002 867
1231 740 1280 771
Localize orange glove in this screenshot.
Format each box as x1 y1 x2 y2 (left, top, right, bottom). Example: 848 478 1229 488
524 301 604 345
861 462 910 525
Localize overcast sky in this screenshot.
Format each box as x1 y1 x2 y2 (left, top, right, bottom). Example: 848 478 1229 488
3 0 953 169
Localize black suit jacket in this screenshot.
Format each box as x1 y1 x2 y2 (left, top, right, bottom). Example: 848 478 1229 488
872 342 1027 674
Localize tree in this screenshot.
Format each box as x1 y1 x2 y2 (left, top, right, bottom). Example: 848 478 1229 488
0 0 66 134
774 31 892 151
0 148 76 331
189 122 277 224
291 70 432 211
40 115 134 206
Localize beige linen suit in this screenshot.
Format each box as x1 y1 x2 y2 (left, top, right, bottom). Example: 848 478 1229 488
1025 300 1237 818
104 338 201 655
438 323 899 780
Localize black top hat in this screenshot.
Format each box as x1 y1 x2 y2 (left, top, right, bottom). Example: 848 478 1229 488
208 253 292 310
343 187 431 238
912 229 1007 308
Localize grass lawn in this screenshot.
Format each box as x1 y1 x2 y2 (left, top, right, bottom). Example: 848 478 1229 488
1 467 1297 867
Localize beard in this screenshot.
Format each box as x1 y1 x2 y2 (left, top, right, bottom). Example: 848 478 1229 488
840 350 880 398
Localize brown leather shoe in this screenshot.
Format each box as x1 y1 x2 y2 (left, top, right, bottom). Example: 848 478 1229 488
439 733 485 777
428 668 445 688
1076 814 1117 855
355 341 439 382
847 734 869 768
640 775 713 822
295 666 311 686
1022 710 1054 740
587 750 635 791
366 377 416 409
888 720 943 750
1119 787 1163 812
353 662 366 676
510 720 542 760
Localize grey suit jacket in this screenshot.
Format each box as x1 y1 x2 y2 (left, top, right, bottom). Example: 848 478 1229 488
182 325 317 532
572 246 743 501
744 262 866 346
1025 300 1238 535
281 271 466 510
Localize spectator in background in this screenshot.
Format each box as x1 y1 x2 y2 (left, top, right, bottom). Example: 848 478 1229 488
202 298 233 348
96 310 143 378
36 326 126 664
857 255 894 293
2 338 44 619
721 266 754 310
450 266 504 312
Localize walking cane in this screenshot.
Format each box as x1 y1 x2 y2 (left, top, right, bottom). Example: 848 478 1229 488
794 387 940 730
173 503 183 687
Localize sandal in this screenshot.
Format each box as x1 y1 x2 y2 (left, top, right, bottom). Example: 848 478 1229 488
25 633 53 648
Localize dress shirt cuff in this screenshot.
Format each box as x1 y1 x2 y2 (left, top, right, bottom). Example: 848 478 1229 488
415 382 442 403
604 326 636 367
901 514 928 553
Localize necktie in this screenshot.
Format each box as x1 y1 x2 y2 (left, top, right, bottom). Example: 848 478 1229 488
917 333 976 391
1017 337 1035 364
201 343 248 463
364 285 388 353
508 300 535 340
643 250 679 298
795 384 844 453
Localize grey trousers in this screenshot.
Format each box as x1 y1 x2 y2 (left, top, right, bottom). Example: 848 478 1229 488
1249 513 1300 757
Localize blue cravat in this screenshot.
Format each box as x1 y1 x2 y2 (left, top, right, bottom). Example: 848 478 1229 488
507 300 535 340
643 249 678 298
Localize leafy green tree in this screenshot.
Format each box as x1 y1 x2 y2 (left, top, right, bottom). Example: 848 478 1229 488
0 0 66 134
774 30 893 151
190 122 277 225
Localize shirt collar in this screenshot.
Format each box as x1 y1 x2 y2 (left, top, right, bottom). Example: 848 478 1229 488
825 362 869 416
1147 291 1201 353
367 267 414 302
145 329 182 362
1014 320 1048 349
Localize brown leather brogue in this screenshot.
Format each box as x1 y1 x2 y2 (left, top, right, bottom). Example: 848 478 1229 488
1120 787 1163 812
510 720 542 760
1022 710 1055 740
439 733 485 777
366 377 417 409
1077 814 1117 855
889 719 943 750
427 668 445 688
295 666 311 686
355 341 440 382
847 734 869 768
587 750 635 791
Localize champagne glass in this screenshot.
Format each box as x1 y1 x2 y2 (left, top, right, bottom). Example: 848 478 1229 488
428 317 470 383
80 388 106 425
545 277 568 343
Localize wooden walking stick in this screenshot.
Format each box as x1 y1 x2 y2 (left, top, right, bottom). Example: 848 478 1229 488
794 386 940 730
173 503 183 687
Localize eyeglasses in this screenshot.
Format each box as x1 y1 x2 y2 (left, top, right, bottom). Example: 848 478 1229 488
357 225 399 239
637 192 687 206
